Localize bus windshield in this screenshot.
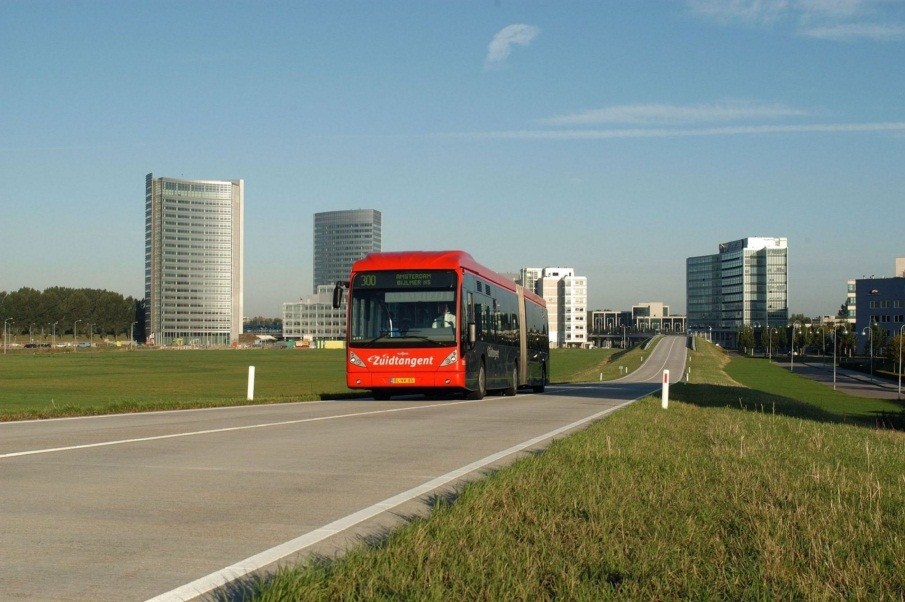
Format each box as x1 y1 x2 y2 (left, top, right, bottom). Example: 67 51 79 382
348 270 458 347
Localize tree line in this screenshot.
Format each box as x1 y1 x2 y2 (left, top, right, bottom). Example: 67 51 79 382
0 287 143 340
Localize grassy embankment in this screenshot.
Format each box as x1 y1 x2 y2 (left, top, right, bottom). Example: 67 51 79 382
240 339 904 601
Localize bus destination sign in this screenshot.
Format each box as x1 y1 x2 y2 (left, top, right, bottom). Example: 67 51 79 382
355 270 456 289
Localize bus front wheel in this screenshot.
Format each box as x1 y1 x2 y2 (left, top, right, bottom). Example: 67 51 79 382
467 362 486 400
503 365 517 396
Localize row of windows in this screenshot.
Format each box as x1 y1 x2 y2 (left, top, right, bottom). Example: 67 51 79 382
868 300 903 308
866 314 905 323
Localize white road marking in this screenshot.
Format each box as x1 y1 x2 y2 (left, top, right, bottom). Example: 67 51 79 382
0 399 484 459
147 388 657 602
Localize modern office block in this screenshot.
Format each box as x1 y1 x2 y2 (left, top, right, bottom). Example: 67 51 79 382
282 286 346 342
313 209 381 292
145 173 243 346
535 267 587 348
686 237 788 347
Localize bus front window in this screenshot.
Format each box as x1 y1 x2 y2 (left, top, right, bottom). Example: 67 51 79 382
349 289 458 347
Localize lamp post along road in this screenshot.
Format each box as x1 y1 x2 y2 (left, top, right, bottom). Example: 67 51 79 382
898 325 904 401
789 322 801 372
862 324 874 379
833 325 847 391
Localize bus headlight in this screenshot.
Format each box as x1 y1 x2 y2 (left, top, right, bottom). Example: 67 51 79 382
440 350 458 367
349 351 366 368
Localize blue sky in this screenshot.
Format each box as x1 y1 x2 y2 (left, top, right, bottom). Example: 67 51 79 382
1 1 903 318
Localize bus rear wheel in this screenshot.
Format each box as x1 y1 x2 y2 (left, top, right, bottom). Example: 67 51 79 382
531 366 546 393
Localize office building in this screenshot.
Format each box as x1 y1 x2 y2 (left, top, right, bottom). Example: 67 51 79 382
686 237 788 348
282 286 346 342
313 209 381 292
854 259 905 353
145 173 244 346
632 302 686 333
536 267 587 348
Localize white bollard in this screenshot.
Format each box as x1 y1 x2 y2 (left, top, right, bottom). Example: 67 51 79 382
661 369 670 409
247 365 256 401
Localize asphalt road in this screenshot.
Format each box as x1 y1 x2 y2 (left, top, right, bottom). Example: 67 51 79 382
1 336 687 601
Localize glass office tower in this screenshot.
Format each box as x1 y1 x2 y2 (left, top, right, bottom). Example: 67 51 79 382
145 173 244 346
686 237 788 347
313 209 381 292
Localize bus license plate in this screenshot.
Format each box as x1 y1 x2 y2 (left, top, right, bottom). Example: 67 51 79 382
391 377 416 384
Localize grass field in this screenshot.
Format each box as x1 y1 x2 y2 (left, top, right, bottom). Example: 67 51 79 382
236 339 904 601
0 349 350 420
0 343 646 421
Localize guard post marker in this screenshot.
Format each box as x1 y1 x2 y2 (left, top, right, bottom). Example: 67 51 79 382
247 366 256 401
661 369 670 409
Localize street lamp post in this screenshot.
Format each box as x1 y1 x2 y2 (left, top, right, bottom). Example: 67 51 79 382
861 323 874 379
52 321 58 351
898 324 904 401
74 319 82 351
3 318 13 354
130 321 137 350
789 322 801 372
833 324 847 391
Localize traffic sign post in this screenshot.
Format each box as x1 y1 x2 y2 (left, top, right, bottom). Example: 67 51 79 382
661 369 669 409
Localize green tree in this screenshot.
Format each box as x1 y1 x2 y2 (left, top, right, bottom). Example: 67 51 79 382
737 325 755 355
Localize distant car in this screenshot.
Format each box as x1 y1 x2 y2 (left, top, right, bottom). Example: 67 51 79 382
78 342 92 348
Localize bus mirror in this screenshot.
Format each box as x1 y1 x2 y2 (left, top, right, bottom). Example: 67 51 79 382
468 322 477 347
332 281 347 309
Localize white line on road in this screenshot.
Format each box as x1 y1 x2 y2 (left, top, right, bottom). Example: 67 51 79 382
0 399 484 459
147 388 658 602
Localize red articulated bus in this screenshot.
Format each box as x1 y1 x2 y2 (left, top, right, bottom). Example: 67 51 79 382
333 250 549 400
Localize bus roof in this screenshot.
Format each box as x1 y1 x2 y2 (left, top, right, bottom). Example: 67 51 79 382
350 250 545 306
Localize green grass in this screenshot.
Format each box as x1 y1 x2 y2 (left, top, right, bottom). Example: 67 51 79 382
236 339 904 601
676 340 904 429
0 349 350 420
551 341 652 383
0 344 651 421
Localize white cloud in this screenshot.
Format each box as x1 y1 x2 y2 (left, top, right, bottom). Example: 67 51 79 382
686 0 791 25
537 100 810 126
448 121 905 140
484 24 540 70
801 22 905 39
688 0 905 41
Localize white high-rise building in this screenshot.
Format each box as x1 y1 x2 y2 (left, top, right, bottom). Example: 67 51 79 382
535 267 587 348
145 173 244 346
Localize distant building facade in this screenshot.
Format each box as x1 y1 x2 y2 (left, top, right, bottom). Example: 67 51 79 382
535 267 587 348
144 173 244 346
686 237 788 348
855 262 905 353
632 302 686 333
282 286 346 342
313 209 381 292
